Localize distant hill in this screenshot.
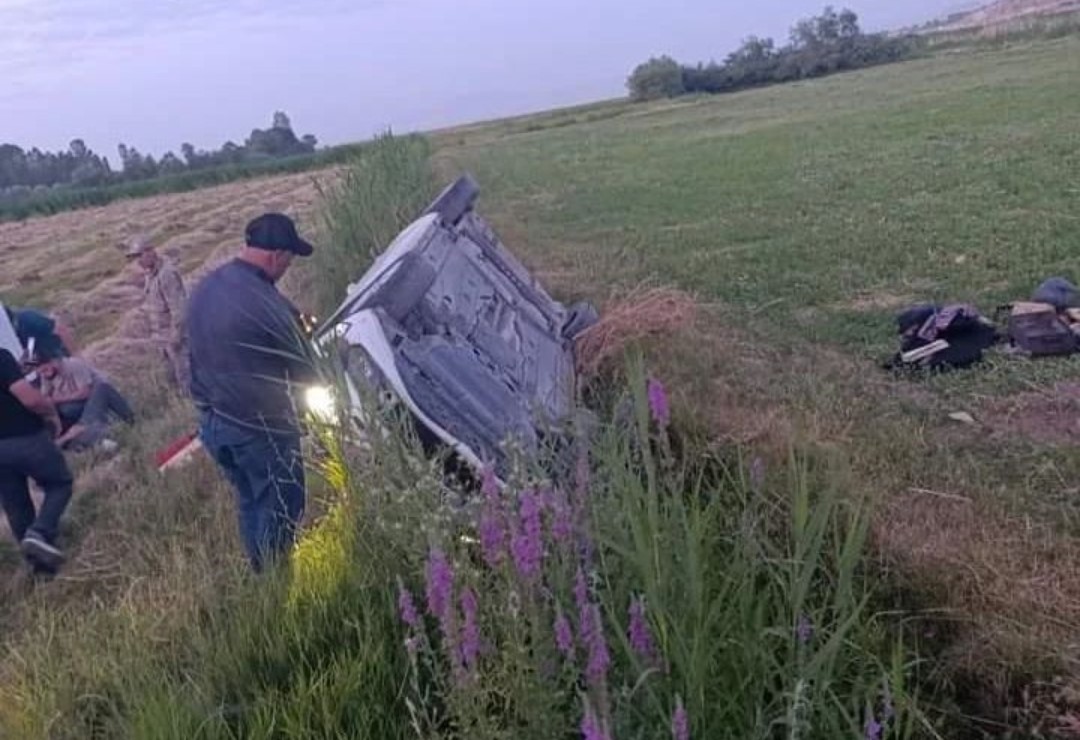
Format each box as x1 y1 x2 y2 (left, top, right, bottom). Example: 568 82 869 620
927 0 1080 31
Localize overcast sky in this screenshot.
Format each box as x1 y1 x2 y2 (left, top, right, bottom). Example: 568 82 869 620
1 0 965 157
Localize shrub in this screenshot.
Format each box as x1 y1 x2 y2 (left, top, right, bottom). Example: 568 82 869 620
627 56 686 102
628 8 918 102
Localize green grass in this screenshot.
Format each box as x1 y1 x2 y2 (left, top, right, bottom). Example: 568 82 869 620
428 36 1080 708
0 370 922 739
0 123 925 740
432 37 1080 513
2 33 1079 740
440 40 1080 356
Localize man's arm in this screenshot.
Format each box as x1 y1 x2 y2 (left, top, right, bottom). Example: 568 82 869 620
162 269 188 335
9 379 62 438
263 294 319 385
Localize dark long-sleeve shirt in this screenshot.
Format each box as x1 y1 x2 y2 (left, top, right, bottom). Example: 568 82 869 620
187 259 316 433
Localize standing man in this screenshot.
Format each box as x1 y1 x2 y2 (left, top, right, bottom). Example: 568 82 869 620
187 213 317 572
125 236 189 393
0 347 73 573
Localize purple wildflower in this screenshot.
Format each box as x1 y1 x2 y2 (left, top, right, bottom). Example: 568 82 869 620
574 448 591 504
478 465 507 567
549 489 574 547
425 547 454 621
882 680 895 722
459 587 481 672
572 450 596 562
671 701 689 740
864 714 883 740
580 700 607 740
749 456 766 492
796 613 814 645
647 377 671 429
510 490 543 581
479 509 506 568
481 465 499 499
554 609 575 659
574 568 590 624
671 696 689 740
397 581 420 629
628 595 659 665
583 603 611 685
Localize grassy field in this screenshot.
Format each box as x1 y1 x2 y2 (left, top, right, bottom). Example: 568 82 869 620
0 33 1078 739
430 34 1080 717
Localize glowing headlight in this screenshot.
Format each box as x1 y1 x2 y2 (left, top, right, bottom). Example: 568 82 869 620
304 385 337 424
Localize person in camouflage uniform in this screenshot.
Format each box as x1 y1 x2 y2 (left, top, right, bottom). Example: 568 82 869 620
125 236 190 393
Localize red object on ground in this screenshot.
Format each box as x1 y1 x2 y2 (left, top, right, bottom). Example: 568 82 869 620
155 431 203 472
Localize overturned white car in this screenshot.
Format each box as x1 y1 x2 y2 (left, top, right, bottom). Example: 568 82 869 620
314 174 598 478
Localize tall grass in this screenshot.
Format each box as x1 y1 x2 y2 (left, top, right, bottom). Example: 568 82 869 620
374 353 918 739
313 131 436 315
2 365 915 738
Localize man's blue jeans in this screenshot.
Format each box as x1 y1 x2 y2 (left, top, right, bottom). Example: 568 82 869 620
199 412 305 572
56 381 136 449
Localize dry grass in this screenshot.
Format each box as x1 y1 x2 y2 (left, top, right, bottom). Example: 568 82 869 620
980 382 1080 446
0 168 326 377
574 284 700 377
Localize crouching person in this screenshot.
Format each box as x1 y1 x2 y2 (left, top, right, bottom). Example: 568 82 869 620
0 348 73 573
36 349 135 452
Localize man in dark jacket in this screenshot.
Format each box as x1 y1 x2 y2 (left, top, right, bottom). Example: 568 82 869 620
186 213 318 571
0 347 73 573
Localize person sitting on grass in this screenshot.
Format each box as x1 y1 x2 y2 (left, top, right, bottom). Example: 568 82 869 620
33 349 135 452
0 347 72 574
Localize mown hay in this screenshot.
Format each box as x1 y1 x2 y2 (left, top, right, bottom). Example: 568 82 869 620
574 285 699 377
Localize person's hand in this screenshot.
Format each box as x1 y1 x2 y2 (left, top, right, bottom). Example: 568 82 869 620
45 413 63 440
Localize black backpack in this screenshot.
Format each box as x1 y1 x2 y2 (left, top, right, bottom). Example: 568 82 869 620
886 303 999 372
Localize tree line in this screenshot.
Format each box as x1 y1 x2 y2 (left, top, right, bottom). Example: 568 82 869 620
0 111 318 194
627 6 916 102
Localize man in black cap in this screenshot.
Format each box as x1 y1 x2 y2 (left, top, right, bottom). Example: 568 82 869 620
186 213 318 571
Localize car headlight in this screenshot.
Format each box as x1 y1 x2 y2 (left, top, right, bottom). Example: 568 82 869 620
304 385 337 424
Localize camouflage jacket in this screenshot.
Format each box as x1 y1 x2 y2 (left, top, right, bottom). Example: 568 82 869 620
145 259 187 341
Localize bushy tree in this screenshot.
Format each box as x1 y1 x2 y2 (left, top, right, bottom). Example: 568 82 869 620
158 152 185 176
632 7 913 102
627 56 685 101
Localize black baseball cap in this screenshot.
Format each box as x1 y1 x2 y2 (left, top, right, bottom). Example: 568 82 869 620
244 213 314 257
